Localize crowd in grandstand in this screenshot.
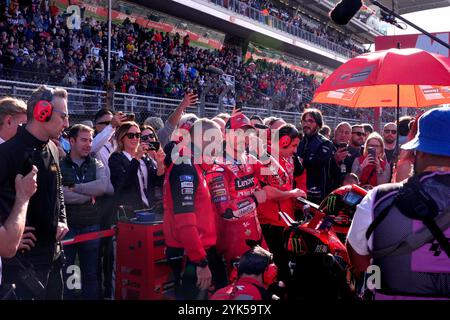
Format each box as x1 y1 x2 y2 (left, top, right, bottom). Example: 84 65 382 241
211 0 368 55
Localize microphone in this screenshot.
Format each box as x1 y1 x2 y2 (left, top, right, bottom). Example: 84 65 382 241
329 0 363 25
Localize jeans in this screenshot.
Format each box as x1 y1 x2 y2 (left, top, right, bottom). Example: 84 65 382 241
64 224 101 300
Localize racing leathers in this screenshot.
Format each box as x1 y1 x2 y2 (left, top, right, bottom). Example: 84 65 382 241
206 154 264 264
297 132 335 204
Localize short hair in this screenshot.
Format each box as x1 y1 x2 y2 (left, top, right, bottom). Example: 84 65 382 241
383 122 397 130
263 116 278 126
343 173 360 184
279 124 299 140
0 97 27 127
114 121 140 152
335 122 351 132
250 115 263 123
178 113 198 128
188 118 221 139
143 116 164 132
351 124 364 131
238 246 273 277
26 85 68 122
301 108 323 128
94 108 113 124
68 124 94 140
319 125 331 137
215 113 231 122
398 116 413 136
361 123 373 134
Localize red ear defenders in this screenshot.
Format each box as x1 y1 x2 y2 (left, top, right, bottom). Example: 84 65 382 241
279 135 292 148
279 127 299 148
33 90 54 122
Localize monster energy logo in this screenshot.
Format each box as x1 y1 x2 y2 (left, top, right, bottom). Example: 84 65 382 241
327 194 338 214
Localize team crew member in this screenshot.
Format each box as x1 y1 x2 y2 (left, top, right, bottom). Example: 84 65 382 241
347 107 450 299
0 85 70 300
210 246 274 300
257 124 305 281
297 108 335 204
163 119 227 300
208 114 276 267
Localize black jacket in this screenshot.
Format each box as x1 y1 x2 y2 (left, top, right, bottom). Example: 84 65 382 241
297 132 335 204
0 126 66 260
108 152 164 212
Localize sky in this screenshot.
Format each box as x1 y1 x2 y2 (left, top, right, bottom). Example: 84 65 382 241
386 6 450 35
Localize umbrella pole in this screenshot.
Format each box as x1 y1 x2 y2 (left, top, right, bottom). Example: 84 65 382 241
396 84 400 157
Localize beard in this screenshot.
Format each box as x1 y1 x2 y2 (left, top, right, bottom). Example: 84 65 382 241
384 137 396 144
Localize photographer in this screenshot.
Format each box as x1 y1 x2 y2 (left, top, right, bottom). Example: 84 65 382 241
108 122 165 212
351 133 391 188
0 85 70 300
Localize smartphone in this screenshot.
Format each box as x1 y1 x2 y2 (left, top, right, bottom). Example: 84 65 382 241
368 147 376 161
337 143 348 150
147 141 160 151
126 113 135 122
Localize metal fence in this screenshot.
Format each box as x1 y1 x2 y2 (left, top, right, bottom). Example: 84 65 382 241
0 79 359 128
206 0 362 58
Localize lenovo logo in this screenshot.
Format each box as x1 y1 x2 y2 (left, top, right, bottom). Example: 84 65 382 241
235 175 255 190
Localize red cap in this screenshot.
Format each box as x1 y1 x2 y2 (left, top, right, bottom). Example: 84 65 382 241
226 114 254 130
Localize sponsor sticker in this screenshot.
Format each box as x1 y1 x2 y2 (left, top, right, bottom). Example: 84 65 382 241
181 188 193 195
182 201 194 206
235 174 255 190
213 196 227 203
180 175 194 182
181 181 193 188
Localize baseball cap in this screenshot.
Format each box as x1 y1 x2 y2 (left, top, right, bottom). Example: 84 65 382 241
402 107 450 157
225 114 254 130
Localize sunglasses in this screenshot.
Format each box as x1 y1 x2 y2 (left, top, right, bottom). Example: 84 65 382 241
384 129 397 134
97 121 111 125
141 133 156 141
126 132 141 139
352 132 365 137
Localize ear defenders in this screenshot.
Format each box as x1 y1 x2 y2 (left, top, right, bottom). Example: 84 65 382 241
33 89 54 122
279 135 292 148
279 127 299 148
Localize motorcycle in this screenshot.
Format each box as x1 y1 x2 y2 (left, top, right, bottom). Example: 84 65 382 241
279 185 367 300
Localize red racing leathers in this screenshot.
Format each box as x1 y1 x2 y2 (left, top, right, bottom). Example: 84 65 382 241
163 160 216 264
257 155 295 227
206 154 264 263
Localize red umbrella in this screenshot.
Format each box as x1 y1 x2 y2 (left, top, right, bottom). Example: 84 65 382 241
312 48 450 149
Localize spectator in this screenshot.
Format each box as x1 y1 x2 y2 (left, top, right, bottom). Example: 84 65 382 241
0 96 27 143
60 124 108 300
397 115 414 147
108 121 165 213
143 116 164 132
319 125 331 139
383 122 398 165
342 173 359 186
361 123 373 140
331 122 352 187
351 132 391 188
0 85 69 300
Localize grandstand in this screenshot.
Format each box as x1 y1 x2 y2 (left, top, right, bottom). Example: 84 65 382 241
0 0 427 129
